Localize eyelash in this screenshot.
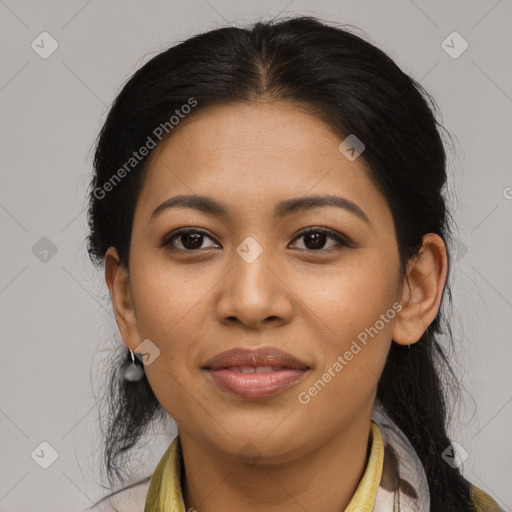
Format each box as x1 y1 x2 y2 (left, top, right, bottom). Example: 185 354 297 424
162 226 352 253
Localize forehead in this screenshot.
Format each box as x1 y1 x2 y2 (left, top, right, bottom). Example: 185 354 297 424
135 101 391 228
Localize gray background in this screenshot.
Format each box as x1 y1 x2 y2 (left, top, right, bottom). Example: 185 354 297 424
1 1 511 510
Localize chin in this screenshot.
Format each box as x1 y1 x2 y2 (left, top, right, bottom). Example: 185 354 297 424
205 422 312 466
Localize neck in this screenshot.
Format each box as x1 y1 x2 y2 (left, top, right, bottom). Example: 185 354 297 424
179 409 374 512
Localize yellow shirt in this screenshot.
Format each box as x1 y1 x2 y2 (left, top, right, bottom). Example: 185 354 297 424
143 421 502 511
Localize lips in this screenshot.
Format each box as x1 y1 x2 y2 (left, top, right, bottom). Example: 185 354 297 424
227 365 286 373
203 347 310 399
203 347 309 371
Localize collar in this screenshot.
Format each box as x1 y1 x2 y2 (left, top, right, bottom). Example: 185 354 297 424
143 421 384 511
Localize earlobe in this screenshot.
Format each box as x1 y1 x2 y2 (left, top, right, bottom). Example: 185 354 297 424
392 233 448 346
104 247 139 351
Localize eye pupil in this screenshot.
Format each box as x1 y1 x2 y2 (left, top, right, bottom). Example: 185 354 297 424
304 232 327 250
167 228 344 253
182 233 203 250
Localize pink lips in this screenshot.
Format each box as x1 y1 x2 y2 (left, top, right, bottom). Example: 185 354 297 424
203 347 310 399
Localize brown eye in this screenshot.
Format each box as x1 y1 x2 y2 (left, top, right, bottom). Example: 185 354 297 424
289 227 350 251
163 228 219 251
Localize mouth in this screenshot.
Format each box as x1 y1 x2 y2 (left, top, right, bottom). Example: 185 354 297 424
202 347 310 399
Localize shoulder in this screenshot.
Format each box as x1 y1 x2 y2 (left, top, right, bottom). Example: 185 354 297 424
81 474 502 512
83 478 151 512
470 483 504 512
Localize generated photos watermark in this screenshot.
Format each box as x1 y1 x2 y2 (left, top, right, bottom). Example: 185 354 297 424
298 302 403 404
93 97 198 200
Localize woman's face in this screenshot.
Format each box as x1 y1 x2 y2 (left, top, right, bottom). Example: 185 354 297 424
115 101 405 462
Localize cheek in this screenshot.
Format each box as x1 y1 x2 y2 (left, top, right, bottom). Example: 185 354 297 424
134 283 205 424
144 364 205 432
292 254 398 389
130 257 211 343
292 253 399 337
128 258 215 403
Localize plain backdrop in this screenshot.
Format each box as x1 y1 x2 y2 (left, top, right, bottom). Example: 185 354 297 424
0 1 511 511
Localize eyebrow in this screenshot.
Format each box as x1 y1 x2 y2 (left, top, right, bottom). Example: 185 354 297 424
150 194 370 224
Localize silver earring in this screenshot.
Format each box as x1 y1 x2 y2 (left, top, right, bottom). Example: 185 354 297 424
123 349 145 382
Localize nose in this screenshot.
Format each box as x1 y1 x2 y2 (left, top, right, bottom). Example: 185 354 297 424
215 246 293 330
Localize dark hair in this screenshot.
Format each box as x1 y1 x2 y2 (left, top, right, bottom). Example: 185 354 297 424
87 15 476 510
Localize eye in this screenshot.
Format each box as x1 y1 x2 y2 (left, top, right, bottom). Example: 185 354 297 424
162 228 220 251
162 226 352 253
289 227 351 251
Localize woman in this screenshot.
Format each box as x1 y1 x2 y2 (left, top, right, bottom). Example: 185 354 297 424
86 16 503 512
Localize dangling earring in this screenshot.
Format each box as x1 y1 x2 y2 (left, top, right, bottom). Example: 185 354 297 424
123 349 145 382
407 330 412 350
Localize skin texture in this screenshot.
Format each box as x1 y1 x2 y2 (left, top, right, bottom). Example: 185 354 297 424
105 100 447 511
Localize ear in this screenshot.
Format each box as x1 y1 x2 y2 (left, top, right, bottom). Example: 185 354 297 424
392 233 448 345
104 247 140 351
